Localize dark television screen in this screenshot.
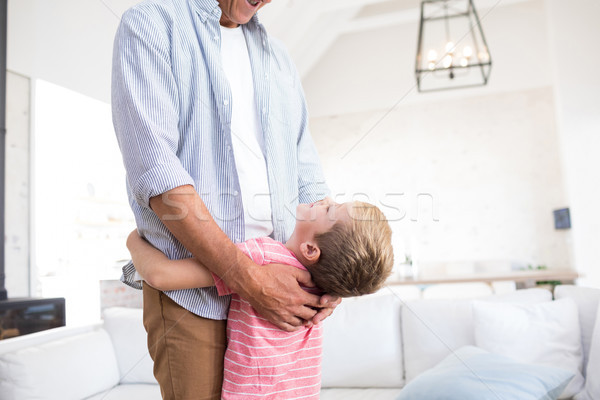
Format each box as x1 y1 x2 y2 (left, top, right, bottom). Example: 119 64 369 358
0 298 65 340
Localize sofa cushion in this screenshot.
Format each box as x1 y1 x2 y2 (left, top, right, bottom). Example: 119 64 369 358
472 298 584 398
321 293 403 388
397 346 574 400
0 328 120 400
554 285 600 377
402 295 474 382
102 307 156 384
574 301 600 400
402 288 552 382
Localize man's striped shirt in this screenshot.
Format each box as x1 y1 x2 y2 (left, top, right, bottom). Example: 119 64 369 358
112 0 329 319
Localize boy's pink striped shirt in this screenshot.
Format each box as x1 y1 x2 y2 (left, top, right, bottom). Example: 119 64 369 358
213 237 322 400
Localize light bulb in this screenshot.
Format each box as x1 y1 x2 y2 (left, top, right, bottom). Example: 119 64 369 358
427 49 438 62
460 57 468 67
428 61 436 70
443 55 453 68
478 50 489 62
445 41 455 54
463 46 473 58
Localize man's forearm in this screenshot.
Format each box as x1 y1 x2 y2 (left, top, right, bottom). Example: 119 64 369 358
149 185 254 293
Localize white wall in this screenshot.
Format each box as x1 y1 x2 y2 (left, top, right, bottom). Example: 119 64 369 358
4 71 31 297
310 86 570 272
7 0 137 104
5 71 31 297
546 0 600 288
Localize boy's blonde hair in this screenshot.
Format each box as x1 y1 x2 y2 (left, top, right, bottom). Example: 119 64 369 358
308 201 394 297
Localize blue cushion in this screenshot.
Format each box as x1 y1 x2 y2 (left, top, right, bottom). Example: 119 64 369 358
397 346 574 400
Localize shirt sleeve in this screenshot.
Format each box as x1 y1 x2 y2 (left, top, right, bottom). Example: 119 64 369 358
112 7 195 209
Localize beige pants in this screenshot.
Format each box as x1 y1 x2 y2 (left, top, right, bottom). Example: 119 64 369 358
143 283 227 400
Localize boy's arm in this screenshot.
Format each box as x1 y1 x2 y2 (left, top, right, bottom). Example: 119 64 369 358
126 230 214 291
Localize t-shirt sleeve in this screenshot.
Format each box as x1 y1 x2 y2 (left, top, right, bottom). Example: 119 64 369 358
212 273 234 296
212 239 266 296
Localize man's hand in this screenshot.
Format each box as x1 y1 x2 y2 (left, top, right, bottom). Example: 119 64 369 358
232 263 337 332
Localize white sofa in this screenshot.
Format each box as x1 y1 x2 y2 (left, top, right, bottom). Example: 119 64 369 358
0 285 599 400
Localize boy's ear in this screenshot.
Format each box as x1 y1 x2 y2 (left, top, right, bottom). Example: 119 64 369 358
300 241 321 264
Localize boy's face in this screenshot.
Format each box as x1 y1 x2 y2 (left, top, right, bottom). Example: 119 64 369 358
294 198 352 239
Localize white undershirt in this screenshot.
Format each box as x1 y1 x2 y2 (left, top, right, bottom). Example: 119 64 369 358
220 25 273 240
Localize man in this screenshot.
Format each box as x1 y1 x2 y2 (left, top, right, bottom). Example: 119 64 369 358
112 0 339 399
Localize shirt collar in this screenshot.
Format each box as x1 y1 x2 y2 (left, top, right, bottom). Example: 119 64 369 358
189 0 221 21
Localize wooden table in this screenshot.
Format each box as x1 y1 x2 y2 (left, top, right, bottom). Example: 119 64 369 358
386 269 579 287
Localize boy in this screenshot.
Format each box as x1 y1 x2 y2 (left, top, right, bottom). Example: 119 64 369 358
128 198 394 399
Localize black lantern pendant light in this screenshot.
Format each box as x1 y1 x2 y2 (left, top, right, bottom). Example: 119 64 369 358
415 0 492 92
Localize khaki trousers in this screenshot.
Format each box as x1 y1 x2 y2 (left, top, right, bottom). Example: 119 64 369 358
143 283 227 400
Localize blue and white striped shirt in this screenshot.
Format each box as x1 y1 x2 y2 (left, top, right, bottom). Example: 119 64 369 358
112 0 329 320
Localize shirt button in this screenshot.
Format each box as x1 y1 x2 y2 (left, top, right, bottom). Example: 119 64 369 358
233 190 239 196
262 40 266 46
264 73 269 80
226 145 232 151
262 107 267 114
223 99 229 106
213 35 219 41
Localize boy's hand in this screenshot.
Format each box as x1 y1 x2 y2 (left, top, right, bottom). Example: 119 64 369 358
232 263 324 332
311 295 342 326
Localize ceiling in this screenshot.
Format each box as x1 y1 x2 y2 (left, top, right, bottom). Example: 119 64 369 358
258 0 529 78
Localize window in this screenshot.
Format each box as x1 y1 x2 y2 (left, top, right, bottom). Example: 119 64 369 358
33 80 135 325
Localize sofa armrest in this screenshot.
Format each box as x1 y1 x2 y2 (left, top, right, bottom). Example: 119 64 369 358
0 323 103 355
0 325 120 400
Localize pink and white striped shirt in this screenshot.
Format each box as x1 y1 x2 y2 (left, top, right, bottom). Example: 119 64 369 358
213 237 322 400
